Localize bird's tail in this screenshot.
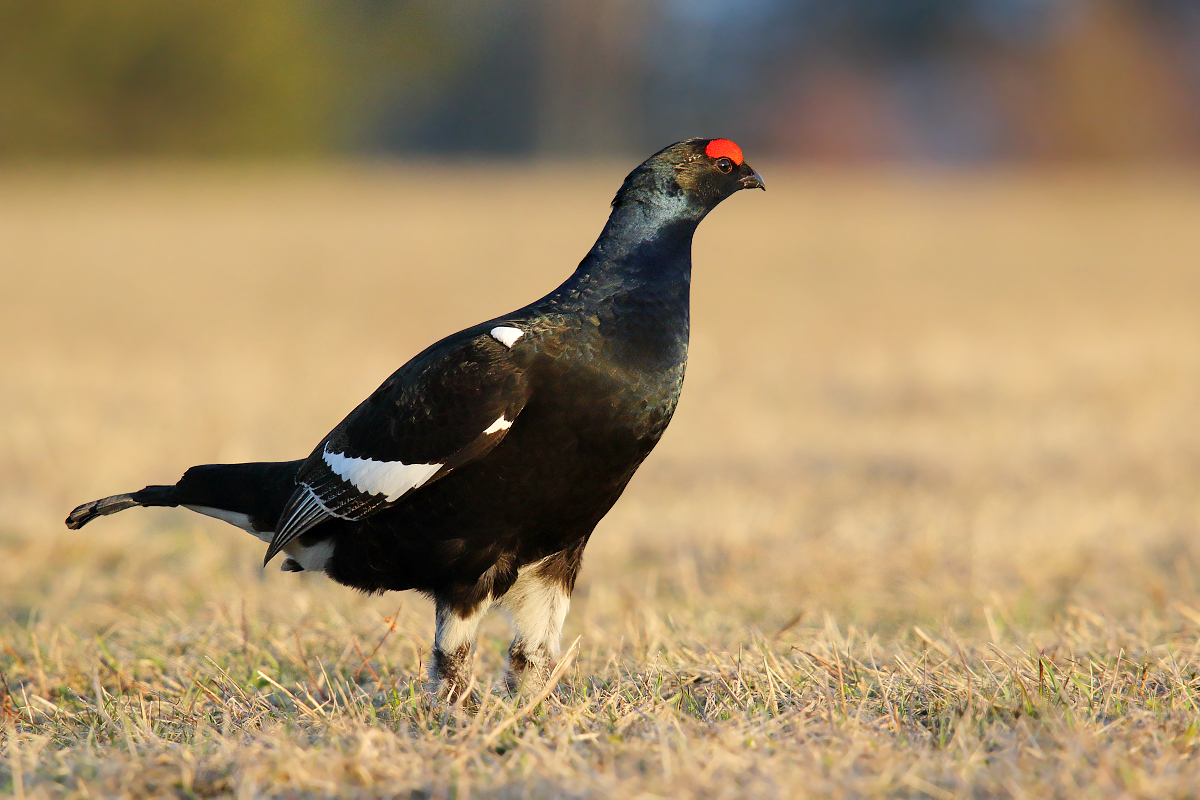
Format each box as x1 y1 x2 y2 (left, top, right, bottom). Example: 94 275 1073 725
65 460 305 533
65 485 177 529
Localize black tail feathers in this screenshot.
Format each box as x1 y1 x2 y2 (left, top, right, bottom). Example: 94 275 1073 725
65 485 178 530
65 460 304 532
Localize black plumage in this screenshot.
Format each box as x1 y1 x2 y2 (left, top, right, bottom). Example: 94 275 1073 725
66 139 764 700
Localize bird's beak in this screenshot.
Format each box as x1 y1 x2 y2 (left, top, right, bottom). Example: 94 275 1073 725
739 164 765 191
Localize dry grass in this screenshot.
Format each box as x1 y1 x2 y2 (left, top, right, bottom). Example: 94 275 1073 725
3 162 1200 798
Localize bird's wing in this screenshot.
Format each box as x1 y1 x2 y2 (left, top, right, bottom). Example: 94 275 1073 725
265 331 530 564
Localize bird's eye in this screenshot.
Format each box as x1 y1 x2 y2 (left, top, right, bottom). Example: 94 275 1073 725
715 157 734 174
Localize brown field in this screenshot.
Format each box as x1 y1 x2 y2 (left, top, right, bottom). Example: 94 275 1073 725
3 162 1200 798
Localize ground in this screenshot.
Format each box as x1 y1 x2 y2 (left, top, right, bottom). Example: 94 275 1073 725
3 163 1200 798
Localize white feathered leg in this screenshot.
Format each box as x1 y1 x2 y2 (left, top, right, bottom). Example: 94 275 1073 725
428 599 489 706
500 557 570 695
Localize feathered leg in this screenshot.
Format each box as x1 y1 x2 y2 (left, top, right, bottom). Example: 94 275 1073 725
500 557 571 696
428 599 489 708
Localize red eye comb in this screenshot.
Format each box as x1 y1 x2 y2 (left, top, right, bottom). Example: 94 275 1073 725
704 139 743 165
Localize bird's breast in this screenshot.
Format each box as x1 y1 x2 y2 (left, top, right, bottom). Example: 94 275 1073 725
520 331 685 461
515 284 689 460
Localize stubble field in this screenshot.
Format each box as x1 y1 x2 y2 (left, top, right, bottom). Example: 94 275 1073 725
3 162 1200 798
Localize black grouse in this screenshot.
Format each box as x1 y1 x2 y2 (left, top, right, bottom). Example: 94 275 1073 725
66 138 764 702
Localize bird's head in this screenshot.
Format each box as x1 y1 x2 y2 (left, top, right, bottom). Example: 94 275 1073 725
612 138 765 219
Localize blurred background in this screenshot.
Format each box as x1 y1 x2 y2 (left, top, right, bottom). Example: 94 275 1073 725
7 9 1200 794
3 0 1200 162
6 0 1200 649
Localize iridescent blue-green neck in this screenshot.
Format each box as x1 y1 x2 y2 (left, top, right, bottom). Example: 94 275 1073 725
551 191 704 308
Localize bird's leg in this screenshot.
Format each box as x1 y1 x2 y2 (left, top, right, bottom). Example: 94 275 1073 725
428 599 488 707
500 559 571 696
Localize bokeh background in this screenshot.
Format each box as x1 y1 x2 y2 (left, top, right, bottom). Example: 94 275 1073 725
4 0 1200 161
7 2 1200 797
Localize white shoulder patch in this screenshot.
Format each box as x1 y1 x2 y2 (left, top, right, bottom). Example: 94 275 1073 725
483 415 513 435
322 448 442 502
490 326 523 348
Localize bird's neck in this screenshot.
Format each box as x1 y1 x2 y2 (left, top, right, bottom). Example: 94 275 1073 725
555 197 703 305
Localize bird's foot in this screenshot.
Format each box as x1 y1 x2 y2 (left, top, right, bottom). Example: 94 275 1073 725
427 681 480 716
427 644 478 712
505 646 553 697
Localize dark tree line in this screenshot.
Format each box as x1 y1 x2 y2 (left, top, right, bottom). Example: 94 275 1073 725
2 0 1198 160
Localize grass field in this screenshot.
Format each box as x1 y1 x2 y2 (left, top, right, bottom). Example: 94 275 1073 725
3 162 1200 798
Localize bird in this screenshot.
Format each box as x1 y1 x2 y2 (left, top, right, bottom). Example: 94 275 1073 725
65 138 764 703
